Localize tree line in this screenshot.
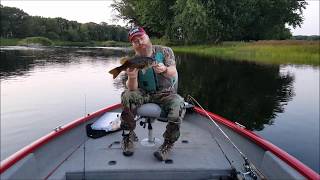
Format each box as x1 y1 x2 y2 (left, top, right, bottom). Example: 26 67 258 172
112 0 307 44
292 35 320 41
0 5 128 42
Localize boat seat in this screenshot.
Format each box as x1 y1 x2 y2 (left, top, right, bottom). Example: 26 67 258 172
136 103 166 146
136 103 191 146
136 102 193 121
136 103 166 121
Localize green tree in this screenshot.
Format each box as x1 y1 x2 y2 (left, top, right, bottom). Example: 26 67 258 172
0 5 30 38
172 0 209 44
112 0 307 42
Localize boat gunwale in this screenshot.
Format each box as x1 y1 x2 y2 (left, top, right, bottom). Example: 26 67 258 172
194 107 319 180
0 104 121 174
0 103 318 180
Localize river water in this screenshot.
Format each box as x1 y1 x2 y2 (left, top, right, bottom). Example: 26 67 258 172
1 46 319 173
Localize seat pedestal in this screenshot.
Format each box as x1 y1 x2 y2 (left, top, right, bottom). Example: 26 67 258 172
140 118 161 147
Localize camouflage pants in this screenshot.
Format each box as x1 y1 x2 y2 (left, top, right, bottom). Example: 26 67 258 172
121 89 185 143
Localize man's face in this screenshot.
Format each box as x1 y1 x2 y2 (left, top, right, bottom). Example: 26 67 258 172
131 34 152 52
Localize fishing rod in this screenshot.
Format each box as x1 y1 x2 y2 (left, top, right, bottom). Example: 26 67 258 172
186 95 266 180
83 94 87 180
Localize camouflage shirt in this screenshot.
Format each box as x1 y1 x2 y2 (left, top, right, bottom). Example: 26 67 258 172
152 45 176 67
138 45 178 94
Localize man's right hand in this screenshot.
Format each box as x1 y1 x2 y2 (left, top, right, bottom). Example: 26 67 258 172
126 68 138 79
126 68 138 90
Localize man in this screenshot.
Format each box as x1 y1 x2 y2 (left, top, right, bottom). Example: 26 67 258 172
120 26 185 161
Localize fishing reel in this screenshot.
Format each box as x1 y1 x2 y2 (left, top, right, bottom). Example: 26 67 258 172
236 159 265 180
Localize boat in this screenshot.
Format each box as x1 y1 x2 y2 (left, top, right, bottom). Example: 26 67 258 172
1 102 319 180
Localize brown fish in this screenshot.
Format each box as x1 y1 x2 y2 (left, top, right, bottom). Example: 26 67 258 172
108 56 156 79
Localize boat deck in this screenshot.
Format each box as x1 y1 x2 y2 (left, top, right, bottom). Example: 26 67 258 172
49 112 233 180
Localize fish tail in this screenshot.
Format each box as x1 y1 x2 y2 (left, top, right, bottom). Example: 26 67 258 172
108 67 121 79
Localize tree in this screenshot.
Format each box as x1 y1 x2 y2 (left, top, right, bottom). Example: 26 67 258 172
111 0 307 42
0 5 30 38
172 0 209 44
1 5 129 42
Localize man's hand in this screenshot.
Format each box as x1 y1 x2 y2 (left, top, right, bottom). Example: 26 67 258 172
126 68 138 90
153 63 167 74
126 68 138 79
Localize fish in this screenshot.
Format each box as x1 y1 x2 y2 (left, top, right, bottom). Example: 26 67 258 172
108 56 156 79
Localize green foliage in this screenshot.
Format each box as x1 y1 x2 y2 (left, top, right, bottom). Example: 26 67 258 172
18 37 53 46
172 0 209 44
0 5 30 38
99 40 130 47
52 40 95 47
292 35 320 41
0 38 20 46
0 5 129 42
111 0 307 43
150 37 176 46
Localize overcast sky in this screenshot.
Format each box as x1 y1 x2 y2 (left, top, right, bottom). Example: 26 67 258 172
1 0 319 35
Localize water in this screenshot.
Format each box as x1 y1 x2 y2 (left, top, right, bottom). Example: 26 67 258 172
1 47 319 173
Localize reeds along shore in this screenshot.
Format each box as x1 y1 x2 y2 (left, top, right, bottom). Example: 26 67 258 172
172 40 320 66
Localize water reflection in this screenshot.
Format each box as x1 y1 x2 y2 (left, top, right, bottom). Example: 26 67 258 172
0 47 131 80
175 53 295 131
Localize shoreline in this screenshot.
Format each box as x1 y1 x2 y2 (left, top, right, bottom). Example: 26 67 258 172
1 38 319 66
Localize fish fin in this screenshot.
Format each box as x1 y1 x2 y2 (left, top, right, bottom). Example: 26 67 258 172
108 67 121 79
120 57 129 65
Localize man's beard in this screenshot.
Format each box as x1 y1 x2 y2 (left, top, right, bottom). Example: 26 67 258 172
137 44 152 56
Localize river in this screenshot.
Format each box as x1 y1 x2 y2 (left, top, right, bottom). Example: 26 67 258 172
0 46 319 173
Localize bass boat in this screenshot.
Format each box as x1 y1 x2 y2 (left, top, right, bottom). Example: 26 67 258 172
1 100 319 180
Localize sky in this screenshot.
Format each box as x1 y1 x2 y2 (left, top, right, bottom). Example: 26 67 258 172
1 0 319 36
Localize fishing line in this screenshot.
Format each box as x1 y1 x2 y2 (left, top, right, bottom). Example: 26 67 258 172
186 95 265 180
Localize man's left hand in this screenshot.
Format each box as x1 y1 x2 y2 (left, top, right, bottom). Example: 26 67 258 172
153 63 167 74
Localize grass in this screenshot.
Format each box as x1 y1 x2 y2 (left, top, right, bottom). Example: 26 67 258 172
52 40 95 47
53 40 130 47
0 38 20 46
18 37 53 46
172 40 320 66
96 40 130 47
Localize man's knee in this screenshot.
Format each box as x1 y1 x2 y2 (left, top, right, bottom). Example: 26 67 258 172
121 89 146 109
166 95 185 122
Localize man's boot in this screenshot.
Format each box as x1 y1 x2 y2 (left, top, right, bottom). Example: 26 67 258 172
121 131 136 156
120 107 138 156
153 140 174 161
154 122 179 161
